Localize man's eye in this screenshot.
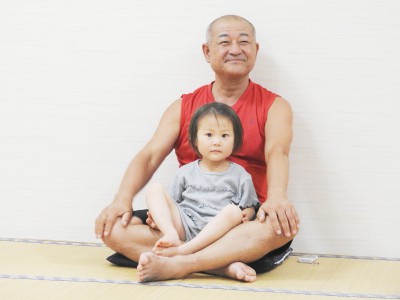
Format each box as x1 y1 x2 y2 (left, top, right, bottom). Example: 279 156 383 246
240 40 249 44
219 41 229 45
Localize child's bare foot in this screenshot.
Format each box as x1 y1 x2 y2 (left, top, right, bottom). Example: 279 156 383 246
211 262 256 282
153 234 182 252
154 245 185 257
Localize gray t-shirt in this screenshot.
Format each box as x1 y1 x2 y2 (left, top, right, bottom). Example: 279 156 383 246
168 160 260 241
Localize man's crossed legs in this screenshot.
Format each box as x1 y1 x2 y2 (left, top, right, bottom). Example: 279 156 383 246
103 209 294 282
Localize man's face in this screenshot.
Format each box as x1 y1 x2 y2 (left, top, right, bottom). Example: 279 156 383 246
203 18 259 79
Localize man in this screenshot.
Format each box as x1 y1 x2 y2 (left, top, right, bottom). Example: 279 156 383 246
95 15 300 283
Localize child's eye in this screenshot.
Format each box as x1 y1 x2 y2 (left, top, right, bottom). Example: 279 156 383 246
222 134 229 138
206 133 212 137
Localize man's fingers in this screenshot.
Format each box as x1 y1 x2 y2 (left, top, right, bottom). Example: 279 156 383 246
278 209 292 237
268 211 282 235
259 203 282 234
275 206 300 237
293 207 301 228
257 209 267 222
103 215 117 237
286 208 299 235
95 214 106 239
95 204 134 239
121 210 132 226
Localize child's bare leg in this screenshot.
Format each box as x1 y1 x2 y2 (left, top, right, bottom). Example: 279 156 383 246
156 204 243 256
145 183 185 250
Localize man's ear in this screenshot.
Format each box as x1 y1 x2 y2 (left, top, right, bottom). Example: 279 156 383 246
202 43 211 63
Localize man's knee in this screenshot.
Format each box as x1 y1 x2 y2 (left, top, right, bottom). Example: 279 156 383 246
102 220 126 252
103 221 162 255
257 217 296 250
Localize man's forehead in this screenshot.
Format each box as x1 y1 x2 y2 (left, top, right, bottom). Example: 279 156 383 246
212 21 254 38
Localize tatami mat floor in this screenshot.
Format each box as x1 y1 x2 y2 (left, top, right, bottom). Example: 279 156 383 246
1 238 399 299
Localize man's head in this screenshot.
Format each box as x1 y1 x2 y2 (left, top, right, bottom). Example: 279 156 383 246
203 15 259 79
206 15 256 44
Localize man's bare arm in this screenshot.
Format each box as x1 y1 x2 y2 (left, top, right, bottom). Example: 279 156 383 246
95 99 182 238
257 97 300 237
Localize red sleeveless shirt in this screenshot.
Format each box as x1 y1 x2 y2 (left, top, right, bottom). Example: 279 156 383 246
174 80 278 203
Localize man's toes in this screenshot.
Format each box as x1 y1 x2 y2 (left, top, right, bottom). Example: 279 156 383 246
138 269 151 282
139 252 151 264
236 270 245 280
138 272 151 283
244 273 256 282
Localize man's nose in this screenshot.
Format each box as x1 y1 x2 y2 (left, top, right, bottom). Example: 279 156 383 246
229 41 242 55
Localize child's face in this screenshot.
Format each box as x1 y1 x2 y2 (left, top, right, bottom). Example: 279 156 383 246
195 114 235 162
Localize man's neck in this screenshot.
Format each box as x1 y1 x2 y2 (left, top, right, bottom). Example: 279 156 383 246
212 77 250 106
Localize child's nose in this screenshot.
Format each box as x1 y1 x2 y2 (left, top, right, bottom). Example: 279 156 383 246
213 137 221 145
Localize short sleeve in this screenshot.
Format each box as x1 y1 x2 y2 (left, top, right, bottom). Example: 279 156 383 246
168 169 185 203
238 172 260 210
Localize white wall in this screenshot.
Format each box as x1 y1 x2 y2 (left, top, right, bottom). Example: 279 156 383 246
1 0 399 258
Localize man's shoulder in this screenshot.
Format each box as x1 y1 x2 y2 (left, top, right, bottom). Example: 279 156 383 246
181 83 211 103
180 83 213 118
250 80 278 98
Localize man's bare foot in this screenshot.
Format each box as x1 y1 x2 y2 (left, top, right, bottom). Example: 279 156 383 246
210 262 256 282
137 252 189 282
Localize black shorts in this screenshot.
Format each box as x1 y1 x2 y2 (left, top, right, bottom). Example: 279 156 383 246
130 209 293 273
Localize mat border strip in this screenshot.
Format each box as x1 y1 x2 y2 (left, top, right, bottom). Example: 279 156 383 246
1 237 399 261
1 274 399 299
291 252 400 262
0 237 105 247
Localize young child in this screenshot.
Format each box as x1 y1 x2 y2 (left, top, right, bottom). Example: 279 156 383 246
145 102 260 257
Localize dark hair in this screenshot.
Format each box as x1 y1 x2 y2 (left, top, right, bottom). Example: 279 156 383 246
188 102 243 157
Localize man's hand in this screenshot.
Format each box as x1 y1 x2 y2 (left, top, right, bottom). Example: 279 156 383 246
95 200 132 239
257 196 299 237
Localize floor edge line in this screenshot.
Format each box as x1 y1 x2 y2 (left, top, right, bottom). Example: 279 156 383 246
1 273 399 299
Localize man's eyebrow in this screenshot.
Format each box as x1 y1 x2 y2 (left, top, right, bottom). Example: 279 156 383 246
217 33 229 39
217 33 250 38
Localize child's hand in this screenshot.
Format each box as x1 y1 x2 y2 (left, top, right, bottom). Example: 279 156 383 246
146 212 159 230
242 211 250 223
241 207 255 223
